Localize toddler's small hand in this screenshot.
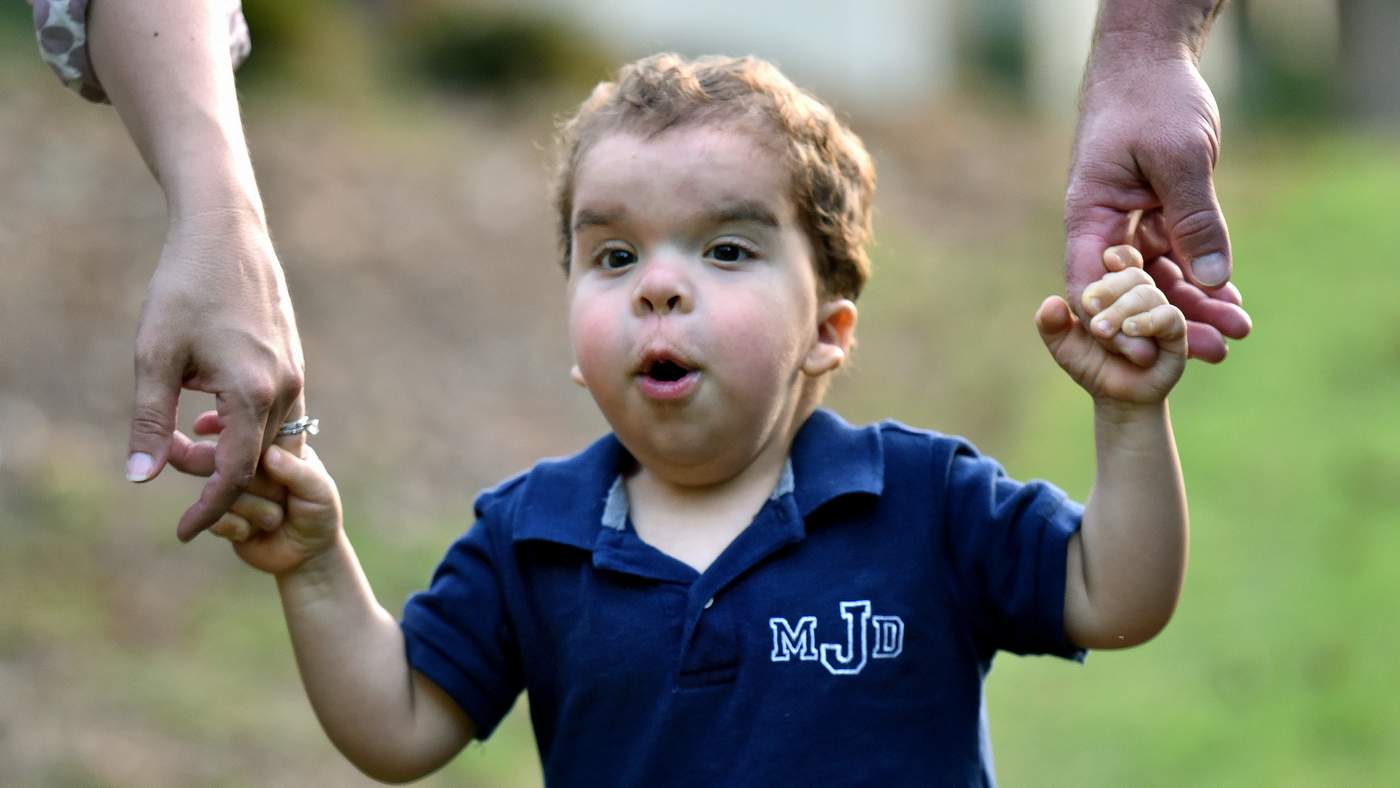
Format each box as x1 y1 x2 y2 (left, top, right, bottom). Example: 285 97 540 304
183 410 343 576
1037 245 1187 405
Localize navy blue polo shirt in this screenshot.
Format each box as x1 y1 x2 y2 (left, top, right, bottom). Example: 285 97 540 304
401 409 1084 787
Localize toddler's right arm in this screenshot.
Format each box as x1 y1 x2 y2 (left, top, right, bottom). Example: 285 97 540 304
195 424 477 782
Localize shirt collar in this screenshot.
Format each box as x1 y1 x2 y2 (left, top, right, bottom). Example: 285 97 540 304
787 407 884 517
599 458 796 531
510 408 884 547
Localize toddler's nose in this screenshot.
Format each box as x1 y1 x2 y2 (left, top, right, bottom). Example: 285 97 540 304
633 257 693 316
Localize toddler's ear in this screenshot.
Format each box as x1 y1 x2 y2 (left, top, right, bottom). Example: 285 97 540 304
802 299 858 377
570 364 588 388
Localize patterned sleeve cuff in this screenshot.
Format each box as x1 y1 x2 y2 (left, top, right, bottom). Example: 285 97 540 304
30 0 252 104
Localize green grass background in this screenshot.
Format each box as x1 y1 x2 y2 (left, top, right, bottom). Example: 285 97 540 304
981 138 1400 786
7 134 1395 787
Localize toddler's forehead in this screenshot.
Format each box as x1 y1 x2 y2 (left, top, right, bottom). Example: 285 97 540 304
574 123 796 216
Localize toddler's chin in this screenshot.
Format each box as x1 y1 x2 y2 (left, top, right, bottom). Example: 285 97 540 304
613 422 756 486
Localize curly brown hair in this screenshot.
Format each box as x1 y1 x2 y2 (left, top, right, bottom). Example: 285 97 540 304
553 53 876 300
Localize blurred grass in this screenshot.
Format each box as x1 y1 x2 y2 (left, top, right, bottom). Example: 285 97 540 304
3 19 1399 783
6 131 1395 786
978 136 1400 787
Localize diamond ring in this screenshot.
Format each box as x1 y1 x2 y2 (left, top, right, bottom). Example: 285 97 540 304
278 416 320 437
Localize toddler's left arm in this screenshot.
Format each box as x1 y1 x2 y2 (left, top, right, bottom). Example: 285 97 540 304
1035 244 1189 650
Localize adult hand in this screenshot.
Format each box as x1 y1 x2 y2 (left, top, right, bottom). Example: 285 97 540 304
127 208 306 543
1065 51 1251 365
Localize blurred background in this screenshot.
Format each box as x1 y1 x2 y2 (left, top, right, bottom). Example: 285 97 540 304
2 0 1397 785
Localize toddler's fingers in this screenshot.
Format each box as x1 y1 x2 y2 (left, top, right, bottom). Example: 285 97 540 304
242 470 288 504
1036 295 1097 362
192 410 223 436
1123 303 1188 357
1102 244 1145 272
1038 295 1106 374
1089 282 1167 340
299 444 330 475
1081 266 1153 315
260 444 335 506
229 491 285 532
167 430 216 477
1035 295 1074 338
210 512 253 543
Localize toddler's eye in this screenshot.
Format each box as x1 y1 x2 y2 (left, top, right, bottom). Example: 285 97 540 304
597 248 637 270
707 243 753 264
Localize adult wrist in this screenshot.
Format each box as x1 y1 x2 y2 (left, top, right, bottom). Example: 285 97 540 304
163 153 267 229
167 192 269 237
1089 0 1223 72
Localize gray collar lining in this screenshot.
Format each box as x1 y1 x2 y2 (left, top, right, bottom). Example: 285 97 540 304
600 458 795 531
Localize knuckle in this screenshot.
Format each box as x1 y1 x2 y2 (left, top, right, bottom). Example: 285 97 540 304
1129 283 1161 303
211 518 238 541
231 492 259 516
1169 207 1225 251
133 346 174 378
280 365 306 398
244 476 282 501
236 380 279 414
224 463 258 491
129 403 172 437
1126 267 1154 287
1142 123 1214 172
248 496 278 521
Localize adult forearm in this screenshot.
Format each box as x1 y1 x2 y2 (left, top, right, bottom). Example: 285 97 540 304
1072 401 1188 647
1092 0 1226 65
87 0 264 223
276 533 425 780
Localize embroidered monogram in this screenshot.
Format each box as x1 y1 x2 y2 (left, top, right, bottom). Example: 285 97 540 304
769 600 905 676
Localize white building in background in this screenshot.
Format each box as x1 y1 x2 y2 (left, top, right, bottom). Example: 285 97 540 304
510 0 1362 119
522 0 958 112
514 0 1230 115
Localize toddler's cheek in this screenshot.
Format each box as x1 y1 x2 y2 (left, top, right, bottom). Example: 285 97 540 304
712 323 797 392
569 310 623 373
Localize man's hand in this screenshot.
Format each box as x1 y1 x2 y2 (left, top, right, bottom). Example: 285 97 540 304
1066 38 1251 365
127 210 306 542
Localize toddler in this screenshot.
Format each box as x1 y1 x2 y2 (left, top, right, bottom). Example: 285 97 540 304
192 54 1190 786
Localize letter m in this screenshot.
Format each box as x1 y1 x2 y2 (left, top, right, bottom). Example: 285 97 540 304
769 616 819 662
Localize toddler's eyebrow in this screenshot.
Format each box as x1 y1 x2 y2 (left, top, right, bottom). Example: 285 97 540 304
573 207 621 232
571 201 781 233
707 201 780 229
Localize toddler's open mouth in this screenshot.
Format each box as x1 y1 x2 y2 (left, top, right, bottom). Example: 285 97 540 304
637 354 700 401
645 359 690 382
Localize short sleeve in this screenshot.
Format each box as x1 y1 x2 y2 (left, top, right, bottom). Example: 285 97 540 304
401 514 525 740
31 0 252 104
940 442 1085 660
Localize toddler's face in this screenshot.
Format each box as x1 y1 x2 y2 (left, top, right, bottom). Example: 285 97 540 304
566 123 847 484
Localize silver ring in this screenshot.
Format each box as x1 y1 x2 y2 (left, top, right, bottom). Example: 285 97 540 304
278 416 320 436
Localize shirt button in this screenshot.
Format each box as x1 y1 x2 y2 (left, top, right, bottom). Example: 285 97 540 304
704 597 715 609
